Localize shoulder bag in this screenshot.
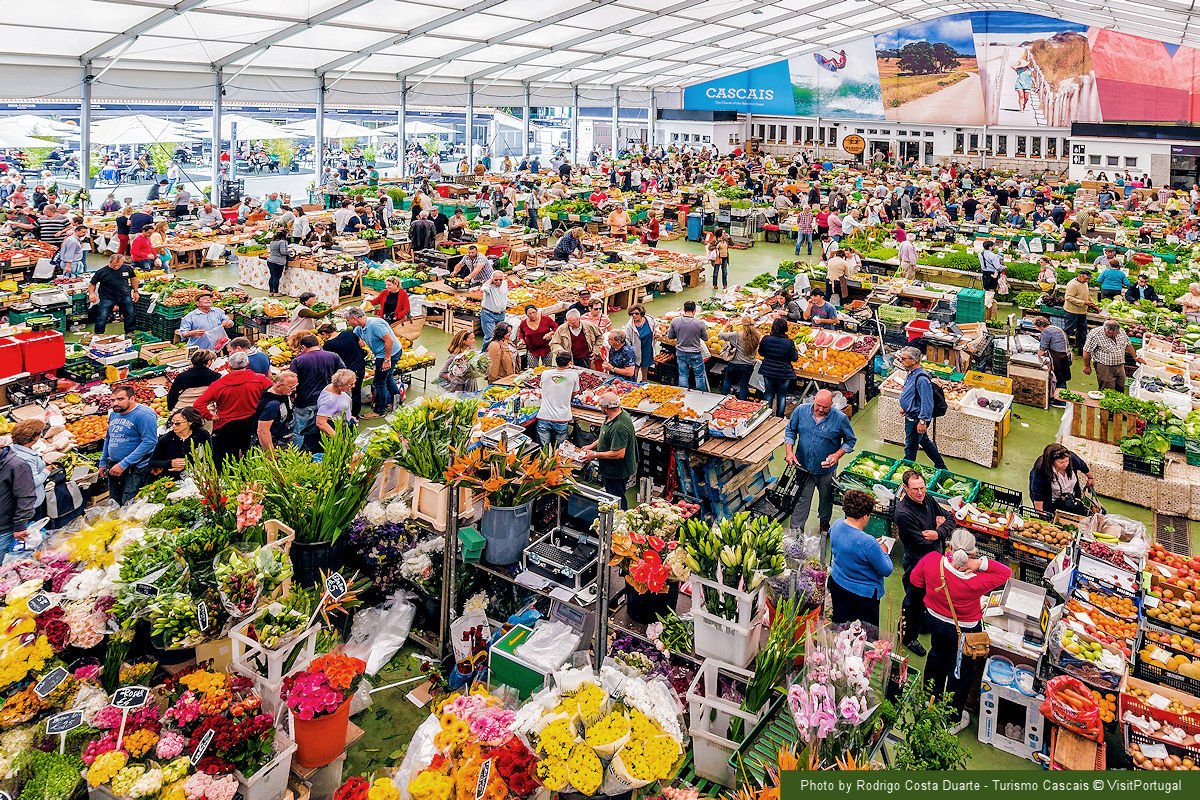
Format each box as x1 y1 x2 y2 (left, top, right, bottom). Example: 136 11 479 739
938 559 991 658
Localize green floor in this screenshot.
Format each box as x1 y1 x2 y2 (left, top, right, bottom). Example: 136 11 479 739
85 238 1167 773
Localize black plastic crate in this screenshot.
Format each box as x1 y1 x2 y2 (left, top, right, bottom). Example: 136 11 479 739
1134 629 1200 696
976 481 1022 510
662 415 708 449
637 439 670 482
929 300 957 324
1123 452 1165 478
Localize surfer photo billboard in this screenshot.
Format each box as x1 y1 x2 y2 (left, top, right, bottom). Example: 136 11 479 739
790 37 884 119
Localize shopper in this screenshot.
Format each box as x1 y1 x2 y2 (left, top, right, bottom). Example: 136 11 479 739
623 305 657 381
602 330 638 378
89 254 139 335
979 239 1003 293
148 408 211 480
550 309 603 368
438 329 480 393
1126 273 1159 303
784 389 857 553
708 228 730 291
758 317 799 417
228 337 271 376
717 315 760 399
895 346 947 470
1033 316 1072 404
0 443 36 553
167 349 221 412
114 205 133 255
667 301 710 391
828 488 893 627
1083 319 1142 393
56 225 85 277
100 385 159 505
290 334 345 447
409 210 436 252
192 352 273 467
252 371 298 457
894 469 954 656
266 228 290 297
178 291 234 352
581 392 637 509
1097 258 1129 300
1029 443 1094 515
318 324 366 418
910 528 1012 734
518 306 557 368
1063 270 1094 352
367 276 411 323
305 369 357 453
536 353 579 449
8 420 49 512
346 307 404 418
485 322 518 384
480 271 510 348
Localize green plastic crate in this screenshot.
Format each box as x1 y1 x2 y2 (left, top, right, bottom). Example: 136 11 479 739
929 469 980 504
488 626 547 700
841 452 899 487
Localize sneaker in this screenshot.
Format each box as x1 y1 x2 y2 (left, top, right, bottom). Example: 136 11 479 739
949 711 970 735
904 640 927 657
1050 400 1067 409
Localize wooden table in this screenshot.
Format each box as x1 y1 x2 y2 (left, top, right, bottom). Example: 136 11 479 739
636 415 787 465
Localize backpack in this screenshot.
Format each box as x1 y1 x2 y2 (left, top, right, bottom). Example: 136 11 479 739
921 373 948 418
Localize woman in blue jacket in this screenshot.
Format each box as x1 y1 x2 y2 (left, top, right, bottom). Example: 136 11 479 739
758 317 799 417
829 489 893 627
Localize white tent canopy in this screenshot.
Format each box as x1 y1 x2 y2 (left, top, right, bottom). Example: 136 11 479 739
0 115 78 138
186 114 299 140
90 115 196 145
0 130 65 149
283 119 380 139
376 120 455 136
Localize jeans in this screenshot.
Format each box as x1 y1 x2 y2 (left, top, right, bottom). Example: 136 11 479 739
0 531 12 556
904 416 947 470
107 465 148 506
712 256 729 288
537 419 569 449
722 362 753 399
480 309 505 348
373 357 401 414
95 294 135 334
795 231 813 255
1065 311 1088 352
602 475 629 509
762 376 791 417
292 404 316 448
789 471 835 535
267 260 285 294
349 367 365 418
676 350 708 391
924 612 982 714
1062 241 1079 252
828 576 880 627
901 562 927 643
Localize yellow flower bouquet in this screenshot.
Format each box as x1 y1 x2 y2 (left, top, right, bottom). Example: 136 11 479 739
584 710 630 758
567 742 602 795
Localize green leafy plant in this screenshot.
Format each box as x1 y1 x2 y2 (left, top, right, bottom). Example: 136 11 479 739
891 679 972 770
1119 431 1169 461
365 396 479 480
264 138 298 168
145 142 176 175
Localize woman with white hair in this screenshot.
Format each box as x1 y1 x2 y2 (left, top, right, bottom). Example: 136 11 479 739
305 368 358 453
909 528 1012 735
1179 282 1200 323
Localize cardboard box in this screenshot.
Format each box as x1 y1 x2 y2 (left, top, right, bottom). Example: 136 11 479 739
978 656 1045 763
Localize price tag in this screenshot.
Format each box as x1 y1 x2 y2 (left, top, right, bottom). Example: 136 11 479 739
1150 647 1171 665
134 582 160 597
1142 742 1169 760
325 572 348 601
191 728 215 766
1144 595 1161 608
474 757 491 800
26 592 56 615
197 601 210 632
112 685 152 710
33 667 69 699
1146 693 1173 710
46 710 84 735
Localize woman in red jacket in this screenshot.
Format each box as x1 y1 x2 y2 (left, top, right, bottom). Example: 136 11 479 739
366 276 411 323
910 528 1012 734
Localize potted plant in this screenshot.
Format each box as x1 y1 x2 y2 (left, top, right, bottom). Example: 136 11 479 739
606 500 690 624
280 651 366 768
444 445 574 565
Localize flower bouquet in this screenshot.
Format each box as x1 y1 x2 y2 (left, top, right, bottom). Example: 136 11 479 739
787 620 894 767
281 652 366 769
678 511 786 623
444 446 574 510
605 501 690 623
213 543 292 618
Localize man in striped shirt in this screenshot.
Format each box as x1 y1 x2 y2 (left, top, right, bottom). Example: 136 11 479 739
37 205 69 246
794 205 815 256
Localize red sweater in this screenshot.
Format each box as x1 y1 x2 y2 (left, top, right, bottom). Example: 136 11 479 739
371 288 410 321
130 234 155 260
910 551 1011 625
193 369 272 429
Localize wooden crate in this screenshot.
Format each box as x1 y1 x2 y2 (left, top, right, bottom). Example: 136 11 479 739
1007 363 1049 409
1068 402 1140 445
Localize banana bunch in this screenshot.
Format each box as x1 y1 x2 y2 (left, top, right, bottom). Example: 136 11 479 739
0 416 11 435
1090 528 1120 545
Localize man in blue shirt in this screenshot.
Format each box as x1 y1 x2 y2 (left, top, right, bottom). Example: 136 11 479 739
784 389 857 553
99 385 159 505
178 292 233 352
552 228 585 262
345 307 403 417
896 347 947 470
804 289 839 327
263 193 283 215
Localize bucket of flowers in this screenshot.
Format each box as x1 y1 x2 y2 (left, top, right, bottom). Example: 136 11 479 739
280 651 366 769
605 500 691 624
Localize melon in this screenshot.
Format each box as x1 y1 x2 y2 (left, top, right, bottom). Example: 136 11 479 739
833 334 855 350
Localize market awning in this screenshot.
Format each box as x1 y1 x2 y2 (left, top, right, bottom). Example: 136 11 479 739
90 115 197 145
282 119 381 139
186 114 300 141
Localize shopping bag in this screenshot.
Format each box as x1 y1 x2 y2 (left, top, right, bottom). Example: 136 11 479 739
666 272 683 293
93 235 107 252
205 242 226 262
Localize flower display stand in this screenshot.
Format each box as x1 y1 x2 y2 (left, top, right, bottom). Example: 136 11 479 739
236 733 297 800
686 659 767 788
229 604 321 712
690 574 765 668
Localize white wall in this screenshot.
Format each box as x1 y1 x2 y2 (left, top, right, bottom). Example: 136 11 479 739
657 120 742 153
1066 137 1171 184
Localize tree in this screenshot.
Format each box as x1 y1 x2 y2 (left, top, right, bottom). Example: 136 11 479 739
897 41 940 75
931 42 961 72
263 139 298 169
145 142 175 175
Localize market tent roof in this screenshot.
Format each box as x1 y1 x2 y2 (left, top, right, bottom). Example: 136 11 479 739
186 114 299 140
90 115 197 145
0 115 79 137
7 0 1200 106
375 120 455 136
0 130 67 149
282 119 381 138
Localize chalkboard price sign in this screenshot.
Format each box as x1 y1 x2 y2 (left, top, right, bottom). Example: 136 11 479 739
191 728 215 766
46 710 84 735
33 667 68 699
325 572 348 600
27 593 53 615
197 601 210 632
134 582 159 597
112 686 152 709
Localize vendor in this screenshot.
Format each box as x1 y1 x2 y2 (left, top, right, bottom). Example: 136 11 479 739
1126 273 1159 303
1036 256 1057 293
580 392 637 509
1030 443 1093 515
804 288 839 327
607 205 630 236
1180 283 1200 322
602 330 638 378
447 208 468 240
825 247 851 302
196 203 223 228
828 488 892 627
553 227 585 262
1082 319 1142 393
287 292 331 342
784 388 856 558
367 276 411 322
894 468 954 656
450 245 492 284
178 291 234 352
167 349 221 412
1033 316 1072 403
148 408 211 479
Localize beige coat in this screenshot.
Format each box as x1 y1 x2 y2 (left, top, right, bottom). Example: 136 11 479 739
549 320 603 359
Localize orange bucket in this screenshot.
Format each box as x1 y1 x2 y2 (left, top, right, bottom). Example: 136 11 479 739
291 698 351 769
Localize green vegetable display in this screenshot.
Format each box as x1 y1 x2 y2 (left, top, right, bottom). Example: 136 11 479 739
1119 431 1170 461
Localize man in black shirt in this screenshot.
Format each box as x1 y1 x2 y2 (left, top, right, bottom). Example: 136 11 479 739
995 186 1010 208
319 323 366 418
963 196 978 221
893 468 955 655
128 207 154 236
252 371 298 457
88 254 139 334
430 208 449 241
146 180 168 202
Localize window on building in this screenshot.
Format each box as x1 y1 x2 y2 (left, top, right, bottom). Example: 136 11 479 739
995 135 1006 155
924 131 933 137
1125 157 1138 167
1062 138 1070 156
1089 154 1101 166
831 127 839 142
969 133 979 151
1106 155 1119 166
868 129 878 135
767 124 776 141
1016 136 1027 155
794 126 803 143
1031 137 1041 158
855 128 865 134
955 133 965 154
1046 138 1057 158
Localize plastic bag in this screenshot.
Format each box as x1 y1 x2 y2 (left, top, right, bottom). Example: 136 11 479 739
514 619 580 673
345 589 417 676
1039 675 1103 741
396 714 442 800
667 272 683 293
1045 548 1074 598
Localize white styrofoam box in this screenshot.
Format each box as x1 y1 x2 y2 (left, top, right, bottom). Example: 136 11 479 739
961 388 1013 424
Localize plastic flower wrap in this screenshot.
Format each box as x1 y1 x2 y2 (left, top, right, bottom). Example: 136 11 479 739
123 728 160 758
408 770 454 800
0 725 37 778
157 731 186 760
129 766 165 798
109 764 145 796
567 742 602 795
162 756 191 784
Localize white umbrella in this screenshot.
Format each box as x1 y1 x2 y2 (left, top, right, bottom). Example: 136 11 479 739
375 120 455 136
283 118 379 139
90 114 196 145
0 114 77 137
0 130 63 149
186 114 299 140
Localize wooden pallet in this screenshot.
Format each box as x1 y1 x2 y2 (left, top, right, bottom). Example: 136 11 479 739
1154 512 1193 556
1068 400 1140 445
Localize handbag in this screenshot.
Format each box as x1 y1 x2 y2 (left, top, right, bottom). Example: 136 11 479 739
938 559 991 658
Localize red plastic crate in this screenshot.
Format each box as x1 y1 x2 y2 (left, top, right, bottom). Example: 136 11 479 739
0 337 21 379
13 330 65 372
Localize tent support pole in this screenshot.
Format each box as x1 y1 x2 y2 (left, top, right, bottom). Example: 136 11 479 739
80 65 92 205
612 85 620 158
211 69 222 204
522 82 531 160
648 89 656 151
571 86 579 162
398 76 407 178
316 76 326 185
466 79 475 167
